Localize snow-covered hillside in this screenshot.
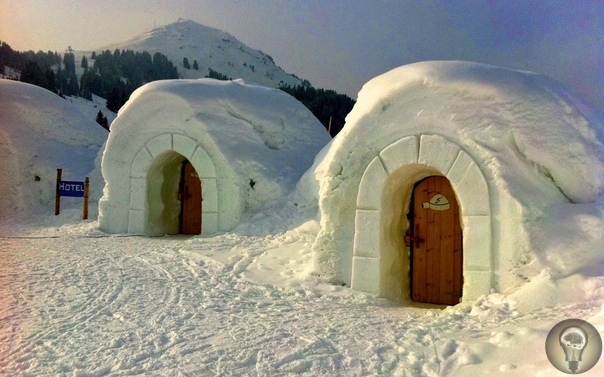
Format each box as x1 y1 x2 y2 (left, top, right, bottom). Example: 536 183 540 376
0 79 108 225
1 62 604 376
88 19 303 89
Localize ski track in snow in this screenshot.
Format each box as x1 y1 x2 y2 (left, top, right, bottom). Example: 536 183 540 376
1 230 603 376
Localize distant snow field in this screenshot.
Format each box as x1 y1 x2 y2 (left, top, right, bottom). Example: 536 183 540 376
1 58 604 376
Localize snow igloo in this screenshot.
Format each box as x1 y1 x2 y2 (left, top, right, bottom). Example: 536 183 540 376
310 61 604 305
99 79 330 236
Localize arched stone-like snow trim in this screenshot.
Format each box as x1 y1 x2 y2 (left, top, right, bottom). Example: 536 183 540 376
127 132 239 235
351 134 492 302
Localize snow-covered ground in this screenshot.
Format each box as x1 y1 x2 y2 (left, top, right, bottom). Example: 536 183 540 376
2 69 604 376
2 211 604 376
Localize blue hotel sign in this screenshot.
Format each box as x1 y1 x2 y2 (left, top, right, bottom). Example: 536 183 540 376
59 180 85 197
55 168 90 219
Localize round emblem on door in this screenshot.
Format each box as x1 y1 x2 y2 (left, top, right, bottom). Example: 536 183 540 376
422 194 450 210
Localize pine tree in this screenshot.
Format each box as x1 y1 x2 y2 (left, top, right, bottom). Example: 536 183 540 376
183 57 190 69
96 110 109 130
65 71 79 96
81 55 88 70
21 61 46 88
106 87 121 112
63 52 76 74
206 68 231 81
43 68 57 93
193 60 199 70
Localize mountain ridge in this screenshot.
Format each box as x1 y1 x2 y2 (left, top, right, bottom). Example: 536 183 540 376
92 19 303 89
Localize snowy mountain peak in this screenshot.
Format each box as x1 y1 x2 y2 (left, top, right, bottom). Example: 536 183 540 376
96 19 302 89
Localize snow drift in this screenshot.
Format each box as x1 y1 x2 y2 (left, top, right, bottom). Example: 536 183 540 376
308 61 604 302
99 78 330 236
0 79 108 222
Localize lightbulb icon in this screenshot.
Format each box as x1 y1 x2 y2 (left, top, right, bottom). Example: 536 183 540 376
559 325 588 373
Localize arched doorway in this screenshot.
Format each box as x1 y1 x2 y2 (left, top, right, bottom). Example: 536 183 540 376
340 134 493 302
179 160 202 234
146 151 203 236
408 176 462 305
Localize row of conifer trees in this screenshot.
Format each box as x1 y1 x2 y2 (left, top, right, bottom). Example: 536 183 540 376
1 41 355 136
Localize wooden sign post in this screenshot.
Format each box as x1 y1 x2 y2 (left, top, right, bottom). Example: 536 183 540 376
55 168 90 219
83 177 89 220
55 168 62 216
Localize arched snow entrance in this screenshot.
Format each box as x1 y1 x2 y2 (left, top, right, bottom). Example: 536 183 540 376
144 151 203 235
351 134 492 303
127 133 221 236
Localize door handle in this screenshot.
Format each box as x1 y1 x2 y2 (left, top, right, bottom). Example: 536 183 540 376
414 224 422 248
404 224 423 248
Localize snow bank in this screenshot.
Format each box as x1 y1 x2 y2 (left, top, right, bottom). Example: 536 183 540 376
310 61 604 300
99 78 329 235
0 79 108 224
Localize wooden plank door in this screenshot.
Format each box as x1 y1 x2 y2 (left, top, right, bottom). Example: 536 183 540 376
410 176 462 305
180 160 202 235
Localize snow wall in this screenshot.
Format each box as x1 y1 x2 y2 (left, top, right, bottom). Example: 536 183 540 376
99 78 330 236
306 61 604 303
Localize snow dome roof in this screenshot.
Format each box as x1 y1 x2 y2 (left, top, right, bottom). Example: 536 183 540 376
100 78 329 235
320 61 604 204
106 78 329 202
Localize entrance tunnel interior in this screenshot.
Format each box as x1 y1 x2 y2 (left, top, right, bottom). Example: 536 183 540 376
146 151 202 236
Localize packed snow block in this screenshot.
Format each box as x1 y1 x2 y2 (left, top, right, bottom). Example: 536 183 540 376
202 212 218 234
200 178 218 213
131 148 153 179
129 178 146 211
462 215 492 270
418 134 460 174
98 199 129 233
173 134 199 161
128 208 146 234
351 256 380 294
446 149 473 185
190 146 216 179
462 271 492 301
145 133 173 158
357 156 388 209
353 210 381 258
378 136 418 174
446 152 490 216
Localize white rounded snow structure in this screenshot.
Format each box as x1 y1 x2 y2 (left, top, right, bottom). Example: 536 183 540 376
99 79 329 236
311 61 604 304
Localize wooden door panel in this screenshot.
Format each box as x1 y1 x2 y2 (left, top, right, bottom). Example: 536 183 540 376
411 179 428 302
411 176 462 305
180 161 202 235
